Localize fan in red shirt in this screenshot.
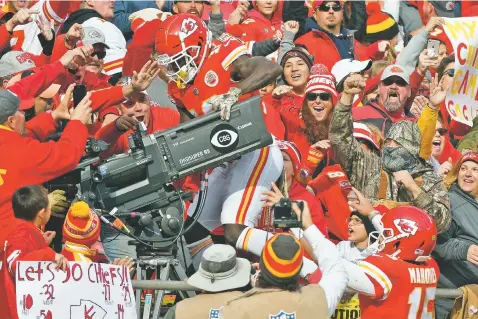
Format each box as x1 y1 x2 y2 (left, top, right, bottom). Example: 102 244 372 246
0 185 69 319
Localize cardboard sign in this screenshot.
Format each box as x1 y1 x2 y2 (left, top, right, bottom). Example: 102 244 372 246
16 261 136 319
443 17 478 126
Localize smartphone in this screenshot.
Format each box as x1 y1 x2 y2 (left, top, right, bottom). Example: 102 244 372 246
73 84 87 108
403 33 413 47
427 39 441 58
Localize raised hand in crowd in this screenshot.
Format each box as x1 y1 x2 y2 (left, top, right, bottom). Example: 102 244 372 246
122 60 162 99
51 84 75 121
284 20 300 35
65 23 84 49
377 40 390 53
5 8 40 32
311 139 331 151
409 95 430 119
35 15 54 41
70 93 93 124
59 44 94 69
115 113 139 131
430 73 451 108
425 16 445 33
347 187 374 215
438 157 453 177
418 49 439 74
272 85 293 98
340 73 366 104
54 253 69 271
43 231 56 246
209 0 221 14
261 182 284 207
467 245 478 265
227 0 249 25
112 256 135 273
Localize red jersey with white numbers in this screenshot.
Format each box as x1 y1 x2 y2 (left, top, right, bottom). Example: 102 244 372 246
358 254 440 319
168 33 250 117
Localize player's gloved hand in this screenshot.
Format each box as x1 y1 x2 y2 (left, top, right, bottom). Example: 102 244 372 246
48 190 70 217
207 87 242 121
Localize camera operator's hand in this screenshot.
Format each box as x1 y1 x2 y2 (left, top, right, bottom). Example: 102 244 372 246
112 256 135 273
43 231 56 246
291 201 313 230
115 114 139 131
348 187 374 216
48 189 69 216
261 182 284 207
51 84 74 121
54 253 69 271
70 93 92 124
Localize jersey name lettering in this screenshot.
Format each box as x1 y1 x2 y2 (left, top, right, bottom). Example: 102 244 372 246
408 267 437 285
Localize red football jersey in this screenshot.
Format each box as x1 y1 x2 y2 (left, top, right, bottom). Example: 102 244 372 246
168 33 250 117
358 254 440 319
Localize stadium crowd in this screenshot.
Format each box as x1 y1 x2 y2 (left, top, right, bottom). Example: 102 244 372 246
0 0 478 318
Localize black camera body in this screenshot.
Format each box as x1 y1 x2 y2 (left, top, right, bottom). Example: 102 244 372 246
273 198 303 229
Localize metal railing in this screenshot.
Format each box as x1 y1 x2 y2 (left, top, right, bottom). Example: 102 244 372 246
132 280 463 299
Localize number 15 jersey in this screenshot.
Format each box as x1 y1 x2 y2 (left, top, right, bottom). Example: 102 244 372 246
358 254 440 319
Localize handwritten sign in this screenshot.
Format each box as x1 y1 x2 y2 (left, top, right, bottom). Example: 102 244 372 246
443 17 478 126
16 261 136 319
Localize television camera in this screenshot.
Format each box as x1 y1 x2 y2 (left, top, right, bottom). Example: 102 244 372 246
47 96 273 247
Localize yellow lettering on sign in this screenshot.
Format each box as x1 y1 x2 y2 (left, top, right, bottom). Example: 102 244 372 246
445 20 476 41
0 169 6 186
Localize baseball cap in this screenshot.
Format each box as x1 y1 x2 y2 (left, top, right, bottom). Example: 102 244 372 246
0 51 36 78
459 152 478 166
187 244 251 292
353 122 380 151
0 90 21 122
380 64 410 85
81 26 110 49
430 0 455 18
332 59 372 86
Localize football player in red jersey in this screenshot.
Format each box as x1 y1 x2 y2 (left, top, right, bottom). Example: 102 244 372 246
152 14 319 278
342 189 440 319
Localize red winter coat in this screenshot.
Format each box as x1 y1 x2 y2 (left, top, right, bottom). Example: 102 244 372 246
295 28 383 72
0 218 56 319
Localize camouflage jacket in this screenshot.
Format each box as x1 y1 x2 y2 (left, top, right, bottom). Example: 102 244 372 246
329 101 451 233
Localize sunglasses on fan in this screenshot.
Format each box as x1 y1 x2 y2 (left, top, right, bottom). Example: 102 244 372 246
91 50 106 59
318 3 342 12
306 92 332 102
444 69 455 78
382 77 408 87
436 128 448 136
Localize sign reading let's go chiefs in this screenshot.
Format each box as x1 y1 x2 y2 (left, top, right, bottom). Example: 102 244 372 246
443 17 478 127
15 261 136 319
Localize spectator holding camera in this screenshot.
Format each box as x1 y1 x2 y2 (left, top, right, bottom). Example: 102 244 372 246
0 50 94 221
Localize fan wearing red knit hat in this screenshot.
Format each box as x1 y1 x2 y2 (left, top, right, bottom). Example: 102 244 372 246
286 64 338 185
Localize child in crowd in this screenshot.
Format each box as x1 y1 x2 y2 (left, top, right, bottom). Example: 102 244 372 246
0 185 69 319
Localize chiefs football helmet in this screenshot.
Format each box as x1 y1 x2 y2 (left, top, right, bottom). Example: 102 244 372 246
154 14 212 88
375 206 437 262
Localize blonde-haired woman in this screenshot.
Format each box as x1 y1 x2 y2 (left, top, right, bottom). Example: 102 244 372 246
434 152 478 319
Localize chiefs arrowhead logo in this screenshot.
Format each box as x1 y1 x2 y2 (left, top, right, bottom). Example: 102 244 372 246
180 18 198 40
390 66 403 73
394 219 418 236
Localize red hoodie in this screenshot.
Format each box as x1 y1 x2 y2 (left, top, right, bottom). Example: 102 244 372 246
0 218 56 319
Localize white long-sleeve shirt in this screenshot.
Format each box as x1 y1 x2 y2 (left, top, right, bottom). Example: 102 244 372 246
303 225 348 317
